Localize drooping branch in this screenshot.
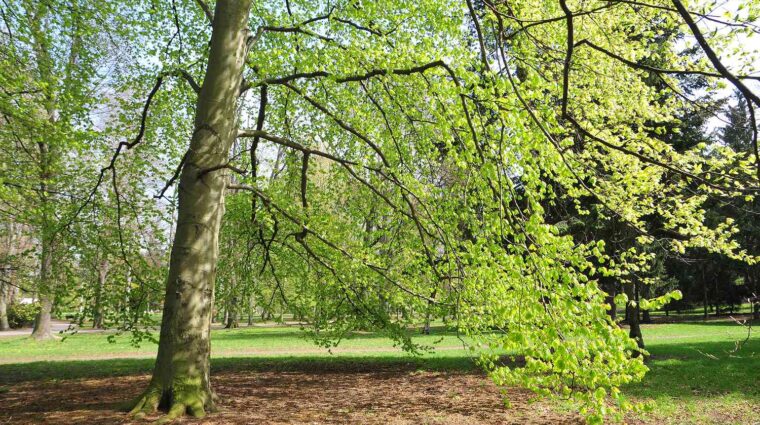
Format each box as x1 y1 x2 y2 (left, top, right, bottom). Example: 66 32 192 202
250 85 268 222
170 69 201 94
671 0 760 108
333 17 384 36
465 0 488 68
236 129 437 245
574 39 760 83
227 183 445 304
73 76 164 221
565 114 760 194
608 0 760 34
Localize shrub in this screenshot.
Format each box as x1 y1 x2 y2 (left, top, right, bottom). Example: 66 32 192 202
7 303 40 329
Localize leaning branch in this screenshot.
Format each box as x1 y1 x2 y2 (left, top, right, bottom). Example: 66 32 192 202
256 60 457 87
193 0 213 24
671 0 760 107
72 76 165 221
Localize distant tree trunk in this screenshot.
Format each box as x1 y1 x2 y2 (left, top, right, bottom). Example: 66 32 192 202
750 268 760 320
625 282 645 355
641 283 651 324
92 260 109 329
603 278 617 320
32 240 55 340
702 266 709 320
247 292 255 326
0 280 9 331
128 1 252 419
225 295 238 329
1 223 18 331
422 289 437 335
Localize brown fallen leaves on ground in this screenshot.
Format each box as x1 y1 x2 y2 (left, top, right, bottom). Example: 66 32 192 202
0 367 580 424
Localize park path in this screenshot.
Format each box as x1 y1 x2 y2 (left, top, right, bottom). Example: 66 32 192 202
0 320 105 338
0 319 304 338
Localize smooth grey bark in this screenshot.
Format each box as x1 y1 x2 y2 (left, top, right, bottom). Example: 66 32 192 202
129 1 252 420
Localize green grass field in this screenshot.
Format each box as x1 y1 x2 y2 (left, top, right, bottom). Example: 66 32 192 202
0 319 758 424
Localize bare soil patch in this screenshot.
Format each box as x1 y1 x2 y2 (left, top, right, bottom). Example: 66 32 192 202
0 368 580 424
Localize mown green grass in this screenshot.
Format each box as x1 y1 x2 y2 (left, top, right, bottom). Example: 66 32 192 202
1 319 757 424
622 320 759 424
0 324 471 363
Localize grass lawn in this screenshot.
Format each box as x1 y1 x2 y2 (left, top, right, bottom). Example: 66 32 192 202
0 319 757 424
623 321 759 424
0 324 473 364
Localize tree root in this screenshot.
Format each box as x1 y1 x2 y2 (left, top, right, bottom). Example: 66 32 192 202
127 380 212 423
128 384 162 419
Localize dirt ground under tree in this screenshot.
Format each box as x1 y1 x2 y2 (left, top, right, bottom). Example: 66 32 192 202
0 368 580 424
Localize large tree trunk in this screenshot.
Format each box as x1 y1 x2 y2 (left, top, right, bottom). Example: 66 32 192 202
128 1 251 420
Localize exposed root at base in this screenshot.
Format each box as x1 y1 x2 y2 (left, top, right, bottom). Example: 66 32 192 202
128 383 212 424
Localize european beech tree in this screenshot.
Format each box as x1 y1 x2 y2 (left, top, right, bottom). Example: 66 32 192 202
2 0 759 423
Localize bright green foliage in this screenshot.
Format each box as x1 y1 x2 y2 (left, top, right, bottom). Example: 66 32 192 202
205 1 759 421
2 0 759 422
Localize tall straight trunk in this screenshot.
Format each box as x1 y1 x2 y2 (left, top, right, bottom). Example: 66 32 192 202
129 1 252 420
28 0 64 341
93 260 108 328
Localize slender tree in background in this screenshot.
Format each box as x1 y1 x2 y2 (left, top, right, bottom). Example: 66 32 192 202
0 1 92 339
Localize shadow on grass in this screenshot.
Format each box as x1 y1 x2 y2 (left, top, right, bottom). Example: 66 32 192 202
625 338 760 400
3 335 757 407
0 355 480 386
